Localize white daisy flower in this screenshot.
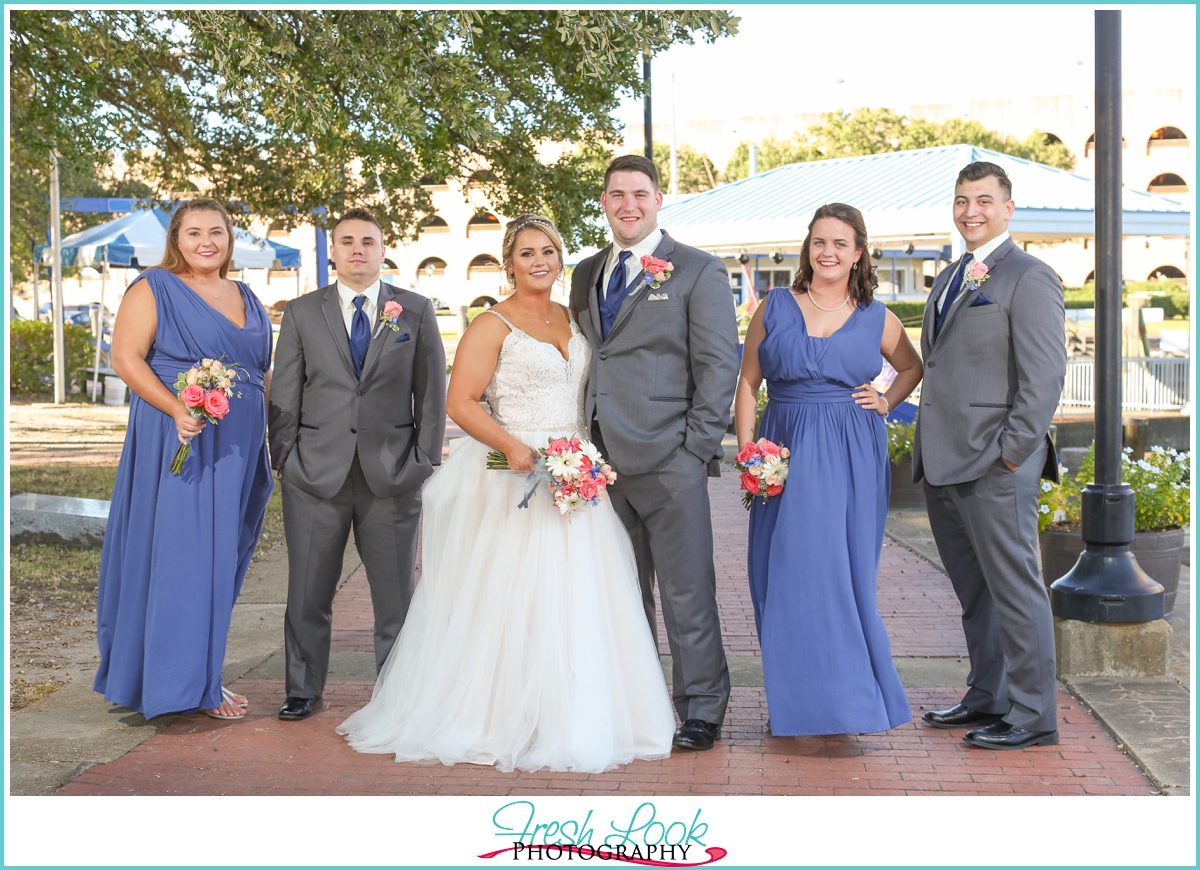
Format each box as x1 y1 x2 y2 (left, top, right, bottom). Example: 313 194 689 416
1041 481 1053 492
546 451 581 477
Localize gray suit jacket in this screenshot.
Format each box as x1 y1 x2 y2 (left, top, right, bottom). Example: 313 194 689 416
913 238 1065 486
268 282 447 500
570 231 739 477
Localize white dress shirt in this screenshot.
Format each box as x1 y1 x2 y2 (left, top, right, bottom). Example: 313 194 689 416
601 228 664 301
336 279 380 336
937 232 1010 314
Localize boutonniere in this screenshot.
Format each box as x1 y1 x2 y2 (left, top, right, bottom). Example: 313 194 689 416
379 300 404 332
640 254 675 290
963 261 990 293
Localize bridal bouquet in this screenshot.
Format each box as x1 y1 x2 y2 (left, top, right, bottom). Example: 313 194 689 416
735 438 791 509
488 437 618 515
170 356 247 474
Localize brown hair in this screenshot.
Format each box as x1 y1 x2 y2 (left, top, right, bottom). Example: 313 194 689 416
159 199 235 278
956 161 1012 201
792 203 877 307
501 214 565 286
331 207 384 241
604 155 660 191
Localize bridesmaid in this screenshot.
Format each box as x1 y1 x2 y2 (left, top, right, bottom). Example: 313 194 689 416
734 203 923 736
94 199 274 721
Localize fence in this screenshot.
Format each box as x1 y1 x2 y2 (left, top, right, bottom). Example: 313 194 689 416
1060 357 1190 413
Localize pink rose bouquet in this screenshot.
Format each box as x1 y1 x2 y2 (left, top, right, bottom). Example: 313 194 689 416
170 356 247 474
640 254 675 290
487 436 618 515
378 300 404 332
734 438 791 509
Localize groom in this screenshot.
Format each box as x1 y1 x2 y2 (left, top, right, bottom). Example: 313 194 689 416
571 155 739 751
268 207 446 721
914 162 1066 750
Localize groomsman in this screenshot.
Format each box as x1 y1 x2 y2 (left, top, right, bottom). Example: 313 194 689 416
268 208 446 721
570 156 739 751
914 162 1066 749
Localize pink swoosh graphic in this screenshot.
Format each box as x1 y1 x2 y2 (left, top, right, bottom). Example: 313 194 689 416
478 845 727 867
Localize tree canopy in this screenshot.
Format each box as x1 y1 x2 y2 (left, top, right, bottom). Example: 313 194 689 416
725 107 1075 182
652 142 722 194
9 10 739 281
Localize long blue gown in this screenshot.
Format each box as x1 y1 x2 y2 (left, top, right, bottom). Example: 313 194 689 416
94 268 274 719
747 288 910 736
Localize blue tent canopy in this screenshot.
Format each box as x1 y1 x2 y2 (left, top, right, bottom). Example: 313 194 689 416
37 207 300 270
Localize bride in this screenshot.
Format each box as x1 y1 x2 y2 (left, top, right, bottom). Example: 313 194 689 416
337 214 676 772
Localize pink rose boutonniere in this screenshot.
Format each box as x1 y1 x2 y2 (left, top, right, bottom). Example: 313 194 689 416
379 300 404 332
640 254 675 290
963 261 990 293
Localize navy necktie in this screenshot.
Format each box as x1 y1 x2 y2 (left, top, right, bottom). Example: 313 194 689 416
350 295 370 378
600 250 634 340
934 252 973 340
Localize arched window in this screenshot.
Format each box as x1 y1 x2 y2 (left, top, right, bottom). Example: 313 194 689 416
383 258 398 270
1042 133 1064 145
468 254 501 276
419 215 449 234
1083 133 1127 158
1148 173 1189 194
1147 126 1188 154
417 257 447 278
471 296 498 308
1148 265 1186 281
467 213 501 236
1085 270 1095 284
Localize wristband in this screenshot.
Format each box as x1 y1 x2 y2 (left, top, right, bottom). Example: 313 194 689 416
879 395 890 416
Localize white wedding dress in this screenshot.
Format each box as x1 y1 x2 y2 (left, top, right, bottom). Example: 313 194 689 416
337 310 675 773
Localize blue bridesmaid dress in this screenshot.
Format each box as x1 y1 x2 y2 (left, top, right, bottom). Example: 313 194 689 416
747 288 910 736
94 268 274 719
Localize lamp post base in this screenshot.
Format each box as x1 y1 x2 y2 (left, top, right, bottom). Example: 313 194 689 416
1050 547 1164 622
1054 617 1172 678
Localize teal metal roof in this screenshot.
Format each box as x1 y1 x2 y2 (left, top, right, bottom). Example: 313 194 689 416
658 144 1190 248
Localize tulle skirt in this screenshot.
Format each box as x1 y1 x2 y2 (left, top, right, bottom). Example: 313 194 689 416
337 429 676 773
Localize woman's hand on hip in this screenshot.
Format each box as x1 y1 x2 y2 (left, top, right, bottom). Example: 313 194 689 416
852 383 889 416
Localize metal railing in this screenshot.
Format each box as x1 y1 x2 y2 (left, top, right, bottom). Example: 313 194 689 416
1060 357 1190 413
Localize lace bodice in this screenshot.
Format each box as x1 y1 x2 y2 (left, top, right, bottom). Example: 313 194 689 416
482 310 590 433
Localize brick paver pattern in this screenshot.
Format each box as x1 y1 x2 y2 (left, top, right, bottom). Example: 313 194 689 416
61 456 1156 796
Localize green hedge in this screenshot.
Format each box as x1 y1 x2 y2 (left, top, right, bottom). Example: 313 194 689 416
1060 282 1188 317
1150 293 1189 319
9 321 95 394
883 301 926 324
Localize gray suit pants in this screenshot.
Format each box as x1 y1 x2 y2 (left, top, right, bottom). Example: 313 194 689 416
594 423 730 725
923 446 1058 732
282 452 421 699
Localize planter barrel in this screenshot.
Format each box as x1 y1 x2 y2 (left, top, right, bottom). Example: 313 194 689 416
888 455 925 508
1039 526 1185 616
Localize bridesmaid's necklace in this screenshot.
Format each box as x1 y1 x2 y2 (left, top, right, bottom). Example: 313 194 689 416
515 299 552 325
806 287 851 312
184 272 226 300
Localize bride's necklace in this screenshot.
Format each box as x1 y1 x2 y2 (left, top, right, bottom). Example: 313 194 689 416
184 273 225 300
807 288 851 312
516 300 552 325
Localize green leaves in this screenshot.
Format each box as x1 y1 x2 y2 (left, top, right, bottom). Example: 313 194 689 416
9 10 739 274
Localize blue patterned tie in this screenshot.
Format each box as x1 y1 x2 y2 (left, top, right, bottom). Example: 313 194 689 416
350 295 370 378
600 250 634 340
934 253 972 340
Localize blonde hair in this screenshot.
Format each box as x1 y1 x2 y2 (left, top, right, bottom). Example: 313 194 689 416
159 199 236 278
501 214 564 285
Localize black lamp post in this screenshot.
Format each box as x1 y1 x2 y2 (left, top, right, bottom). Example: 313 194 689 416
1049 10 1164 622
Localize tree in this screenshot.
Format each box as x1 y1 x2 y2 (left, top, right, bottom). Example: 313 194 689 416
9 9 740 280
721 109 1076 185
652 143 722 193
724 135 820 182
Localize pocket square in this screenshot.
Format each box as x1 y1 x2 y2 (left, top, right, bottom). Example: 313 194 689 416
395 333 411 342
969 294 995 307
647 292 670 301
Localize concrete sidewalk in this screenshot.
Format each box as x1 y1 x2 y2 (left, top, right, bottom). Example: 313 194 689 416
13 447 1188 797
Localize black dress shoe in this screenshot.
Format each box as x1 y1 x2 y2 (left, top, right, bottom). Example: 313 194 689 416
673 719 721 751
963 721 1060 750
278 697 322 721
922 704 1005 730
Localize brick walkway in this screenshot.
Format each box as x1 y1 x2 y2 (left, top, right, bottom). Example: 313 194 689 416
60 473 1156 796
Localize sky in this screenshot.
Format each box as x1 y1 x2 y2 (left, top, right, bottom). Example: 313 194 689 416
616 4 1197 131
